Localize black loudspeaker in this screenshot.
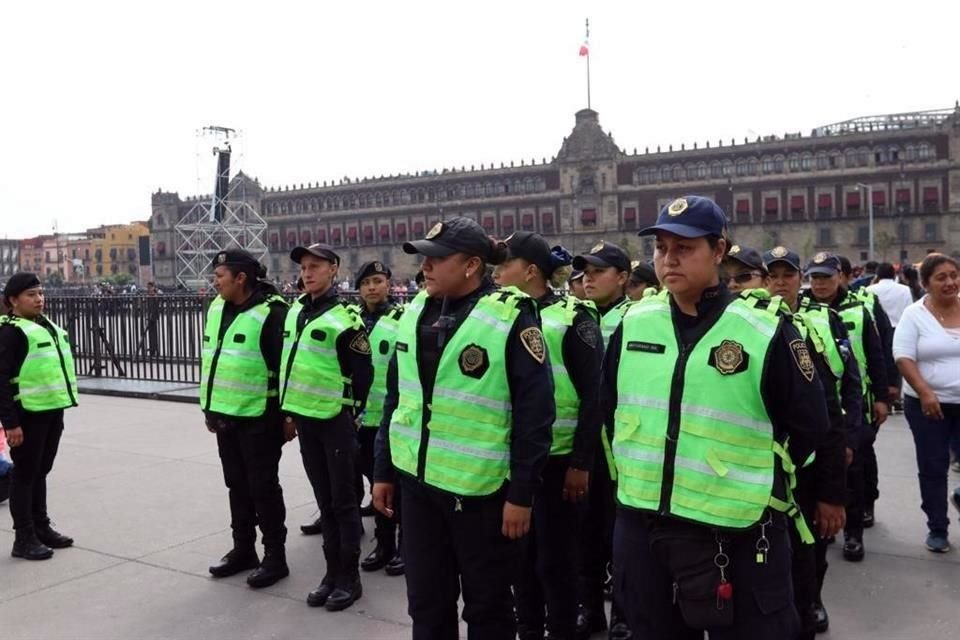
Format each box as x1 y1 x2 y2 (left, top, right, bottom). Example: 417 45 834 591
139 236 151 266
214 148 231 222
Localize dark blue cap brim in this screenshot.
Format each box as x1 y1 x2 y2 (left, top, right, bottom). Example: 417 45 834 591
638 223 714 238
805 266 839 276
764 258 801 271
402 239 457 258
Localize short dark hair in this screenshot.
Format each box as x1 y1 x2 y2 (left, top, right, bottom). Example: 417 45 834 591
865 261 879 272
919 253 960 287
875 263 896 280
837 256 853 276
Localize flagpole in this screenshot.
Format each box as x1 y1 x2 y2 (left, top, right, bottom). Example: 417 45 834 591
585 18 591 110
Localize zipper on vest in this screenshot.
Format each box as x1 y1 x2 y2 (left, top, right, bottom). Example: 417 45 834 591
279 330 302 406
52 328 78 406
414 305 431 482
658 340 691 516
205 337 225 410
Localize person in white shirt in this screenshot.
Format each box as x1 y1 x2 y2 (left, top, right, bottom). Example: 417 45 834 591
893 253 960 554
868 263 915 327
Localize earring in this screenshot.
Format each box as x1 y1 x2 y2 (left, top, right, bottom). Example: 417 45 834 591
465 272 471 279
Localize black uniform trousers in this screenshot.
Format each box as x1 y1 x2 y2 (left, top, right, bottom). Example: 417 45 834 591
844 439 868 540
298 410 362 556
790 476 829 640
359 425 400 547
515 455 579 638
577 447 616 611
400 474 520 640
8 410 64 535
215 418 287 550
613 508 799 640
862 422 880 510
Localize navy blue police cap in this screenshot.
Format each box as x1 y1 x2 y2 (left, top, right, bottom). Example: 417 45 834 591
638 196 728 239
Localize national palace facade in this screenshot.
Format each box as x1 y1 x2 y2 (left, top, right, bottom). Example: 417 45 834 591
149 104 960 286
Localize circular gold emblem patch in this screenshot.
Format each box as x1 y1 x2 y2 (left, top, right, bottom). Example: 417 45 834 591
729 245 741 255
667 198 688 217
771 246 788 258
590 242 605 254
813 252 828 264
714 340 744 375
425 222 443 239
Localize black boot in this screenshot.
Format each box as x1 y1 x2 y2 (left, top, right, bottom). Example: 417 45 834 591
360 540 394 572
842 536 865 562
0 472 10 504
575 603 607 640
609 604 632 640
247 547 290 589
307 547 340 607
384 550 405 576
814 602 830 633
300 516 323 536
11 530 54 561
36 524 74 549
325 550 362 611
209 546 260 578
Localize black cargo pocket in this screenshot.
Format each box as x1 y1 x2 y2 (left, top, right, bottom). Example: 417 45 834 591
673 565 734 628
752 582 792 616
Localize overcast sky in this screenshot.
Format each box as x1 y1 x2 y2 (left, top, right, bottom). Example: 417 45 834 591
2 0 957 238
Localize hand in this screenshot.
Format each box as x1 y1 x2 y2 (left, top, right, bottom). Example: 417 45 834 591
372 482 395 518
282 419 298 442
845 447 854 467
888 386 900 402
501 501 532 539
562 467 590 503
873 401 889 426
813 501 846 539
919 390 944 421
204 418 217 434
5 427 23 448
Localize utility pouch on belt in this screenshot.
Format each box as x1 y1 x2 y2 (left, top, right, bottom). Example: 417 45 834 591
650 525 734 628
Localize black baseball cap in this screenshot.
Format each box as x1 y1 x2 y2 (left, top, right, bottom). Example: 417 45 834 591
638 196 728 238
572 241 631 272
504 231 558 277
629 261 658 285
805 252 842 276
211 249 261 270
568 269 585 283
354 260 392 289
763 246 801 271
291 243 340 265
403 217 493 260
3 272 41 301
725 245 766 272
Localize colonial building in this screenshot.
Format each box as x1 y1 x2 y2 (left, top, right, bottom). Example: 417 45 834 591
0 239 20 279
17 222 150 284
150 104 960 287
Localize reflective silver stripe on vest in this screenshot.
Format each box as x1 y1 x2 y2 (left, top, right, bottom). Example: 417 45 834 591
390 423 420 440
219 348 263 360
541 317 567 331
214 379 269 393
297 342 338 357
552 365 569 378
725 304 777 338
628 303 668 317
470 309 513 334
17 383 73 396
286 380 347 400
433 386 511 412
429 434 510 462
620 395 770 433
612 445 663 465
248 307 269 323
23 351 59 362
553 418 577 430
674 455 770 486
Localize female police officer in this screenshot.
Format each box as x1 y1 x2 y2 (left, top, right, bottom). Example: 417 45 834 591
494 231 602 640
281 242 373 612
372 217 554 640
606 196 829 639
0 273 77 561
201 251 291 589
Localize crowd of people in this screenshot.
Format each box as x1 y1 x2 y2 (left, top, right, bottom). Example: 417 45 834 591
1 193 959 640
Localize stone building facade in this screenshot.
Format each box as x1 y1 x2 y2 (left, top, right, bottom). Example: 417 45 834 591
150 104 960 287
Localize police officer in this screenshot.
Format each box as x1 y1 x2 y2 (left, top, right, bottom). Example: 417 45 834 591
802 253 890 562
202 251 291 588
0 273 77 561
568 270 588 300
608 197 829 639
353 260 405 577
764 247 861 636
495 231 603 640
372 217 554 639
281 243 373 611
626 261 659 301
723 245 767 293
571 241 633 640
838 255 897 527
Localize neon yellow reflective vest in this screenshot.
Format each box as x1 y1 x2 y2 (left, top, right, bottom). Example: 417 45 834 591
796 299 845 384
613 293 806 536
599 296 634 480
836 298 871 396
540 295 598 456
362 305 404 429
2 315 78 413
389 289 525 496
279 298 363 420
200 295 286 418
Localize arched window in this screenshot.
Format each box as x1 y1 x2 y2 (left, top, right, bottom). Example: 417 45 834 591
816 152 829 170
710 161 723 178
917 143 933 160
801 153 815 170
747 158 759 175
788 154 801 171
761 156 775 174
844 149 858 168
721 160 733 177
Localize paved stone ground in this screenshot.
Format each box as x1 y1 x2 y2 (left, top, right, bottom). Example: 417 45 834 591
1 395 958 639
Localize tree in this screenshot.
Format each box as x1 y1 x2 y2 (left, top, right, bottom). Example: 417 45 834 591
111 273 134 286
875 231 896 262
46 271 64 286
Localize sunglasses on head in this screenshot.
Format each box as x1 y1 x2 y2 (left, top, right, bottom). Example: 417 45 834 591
729 271 763 284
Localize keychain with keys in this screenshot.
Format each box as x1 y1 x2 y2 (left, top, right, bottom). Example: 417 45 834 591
756 513 772 564
714 535 733 608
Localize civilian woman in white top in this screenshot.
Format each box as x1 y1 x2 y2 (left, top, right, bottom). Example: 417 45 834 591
892 253 960 554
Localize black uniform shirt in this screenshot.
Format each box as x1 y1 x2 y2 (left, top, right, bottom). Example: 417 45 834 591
602 284 829 473
0 315 72 430
202 284 288 425
360 299 395 334
539 291 602 471
286 287 373 417
374 278 554 507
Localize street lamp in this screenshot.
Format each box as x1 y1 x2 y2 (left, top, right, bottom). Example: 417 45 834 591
856 182 874 261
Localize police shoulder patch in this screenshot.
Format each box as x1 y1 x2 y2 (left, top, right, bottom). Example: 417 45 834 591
519 327 546 364
575 320 600 349
789 339 815 382
349 332 371 355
